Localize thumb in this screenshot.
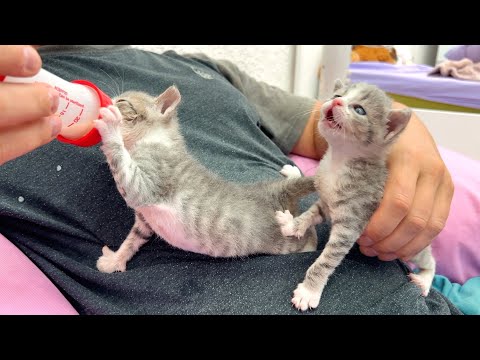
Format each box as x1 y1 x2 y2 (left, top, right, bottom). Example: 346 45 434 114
0 115 62 165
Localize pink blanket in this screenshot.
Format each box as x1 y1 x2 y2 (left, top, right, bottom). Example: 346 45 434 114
430 58 480 82
0 233 78 315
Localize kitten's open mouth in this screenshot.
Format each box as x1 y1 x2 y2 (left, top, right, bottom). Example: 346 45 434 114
324 108 342 129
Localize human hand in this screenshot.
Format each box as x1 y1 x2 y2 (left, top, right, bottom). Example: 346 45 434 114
0 45 62 165
358 105 454 261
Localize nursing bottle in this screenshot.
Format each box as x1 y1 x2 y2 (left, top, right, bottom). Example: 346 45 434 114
1 68 112 146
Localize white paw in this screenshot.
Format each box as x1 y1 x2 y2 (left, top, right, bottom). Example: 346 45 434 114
94 106 123 139
408 273 431 297
275 210 305 239
291 282 321 311
96 245 127 273
275 210 296 237
280 164 301 179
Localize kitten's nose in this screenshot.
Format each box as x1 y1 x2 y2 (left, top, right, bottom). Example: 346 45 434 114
332 98 343 107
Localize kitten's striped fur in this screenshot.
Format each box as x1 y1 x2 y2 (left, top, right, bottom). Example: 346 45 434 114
276 80 436 311
94 86 317 273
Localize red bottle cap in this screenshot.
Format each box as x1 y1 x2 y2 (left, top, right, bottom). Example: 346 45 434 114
56 80 112 147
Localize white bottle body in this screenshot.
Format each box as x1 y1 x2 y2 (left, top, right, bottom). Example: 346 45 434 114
4 69 100 140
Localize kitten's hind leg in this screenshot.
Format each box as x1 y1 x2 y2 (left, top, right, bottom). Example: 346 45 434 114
408 245 436 296
276 201 324 239
97 213 153 273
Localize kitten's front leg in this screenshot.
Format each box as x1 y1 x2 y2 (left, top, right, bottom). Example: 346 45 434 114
95 105 124 144
275 201 324 239
95 106 147 205
97 212 153 273
292 223 361 311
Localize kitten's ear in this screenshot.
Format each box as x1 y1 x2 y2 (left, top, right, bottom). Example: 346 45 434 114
385 108 411 142
155 85 181 117
334 79 344 92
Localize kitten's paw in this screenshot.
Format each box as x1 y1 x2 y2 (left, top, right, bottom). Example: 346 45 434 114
291 283 321 311
275 210 296 237
408 273 431 297
96 246 127 273
95 106 123 139
275 210 307 239
280 165 301 179
100 106 123 125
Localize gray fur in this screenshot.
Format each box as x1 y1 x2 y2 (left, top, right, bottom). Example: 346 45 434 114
277 81 436 311
95 86 317 273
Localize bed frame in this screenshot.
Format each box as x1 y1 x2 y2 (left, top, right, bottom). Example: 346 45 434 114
413 108 480 161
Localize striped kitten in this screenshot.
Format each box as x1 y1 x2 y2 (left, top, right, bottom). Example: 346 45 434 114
276 80 436 311
94 86 317 273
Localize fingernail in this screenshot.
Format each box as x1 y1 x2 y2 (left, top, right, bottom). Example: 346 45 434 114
23 46 40 73
48 88 59 114
50 116 62 137
361 247 378 257
358 235 374 246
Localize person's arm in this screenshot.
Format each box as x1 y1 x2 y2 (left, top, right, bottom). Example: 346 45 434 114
186 53 327 156
290 100 327 159
0 45 62 166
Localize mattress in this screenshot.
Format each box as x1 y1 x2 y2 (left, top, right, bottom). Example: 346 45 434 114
348 62 480 112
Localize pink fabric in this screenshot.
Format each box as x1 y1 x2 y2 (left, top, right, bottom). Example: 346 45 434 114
288 154 320 177
0 234 78 315
432 147 480 283
289 146 480 284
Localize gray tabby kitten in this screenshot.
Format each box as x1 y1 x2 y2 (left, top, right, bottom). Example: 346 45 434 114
276 80 436 311
93 85 317 273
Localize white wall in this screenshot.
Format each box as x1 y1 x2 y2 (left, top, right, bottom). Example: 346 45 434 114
413 45 438 66
292 45 351 100
394 45 438 65
317 45 351 100
292 45 324 98
436 45 457 64
131 45 294 91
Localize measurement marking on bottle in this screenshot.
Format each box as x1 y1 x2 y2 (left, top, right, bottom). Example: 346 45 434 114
64 98 86 127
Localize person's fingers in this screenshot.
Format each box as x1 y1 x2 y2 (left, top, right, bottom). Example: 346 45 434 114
0 83 59 126
396 171 454 261
372 166 442 254
0 45 42 77
0 115 62 165
359 245 377 257
358 150 418 246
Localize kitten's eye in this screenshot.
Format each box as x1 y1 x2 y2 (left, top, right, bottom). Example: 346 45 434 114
333 95 342 99
353 105 366 116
